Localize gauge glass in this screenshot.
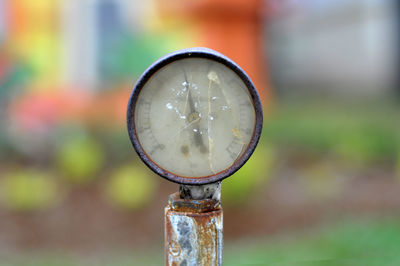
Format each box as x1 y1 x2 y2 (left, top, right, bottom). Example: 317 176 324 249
133 57 256 178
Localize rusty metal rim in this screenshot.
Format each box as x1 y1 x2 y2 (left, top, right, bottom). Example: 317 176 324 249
166 207 223 217
127 47 263 185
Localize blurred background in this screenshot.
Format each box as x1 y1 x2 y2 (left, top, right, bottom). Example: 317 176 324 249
1 0 400 265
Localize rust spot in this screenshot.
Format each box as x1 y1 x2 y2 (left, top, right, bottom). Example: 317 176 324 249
168 192 220 213
169 240 181 257
232 127 242 139
180 145 190 157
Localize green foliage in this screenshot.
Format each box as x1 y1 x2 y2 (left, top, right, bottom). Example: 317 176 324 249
224 218 400 266
222 146 274 205
0 169 58 211
105 165 157 210
334 126 397 165
263 101 400 164
56 137 105 184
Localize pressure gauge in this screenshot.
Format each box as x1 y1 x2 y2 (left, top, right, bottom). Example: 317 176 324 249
127 48 262 185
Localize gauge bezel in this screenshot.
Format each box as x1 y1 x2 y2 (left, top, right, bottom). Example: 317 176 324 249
127 47 263 185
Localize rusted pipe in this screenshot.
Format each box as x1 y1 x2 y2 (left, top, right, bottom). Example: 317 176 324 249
165 191 223 265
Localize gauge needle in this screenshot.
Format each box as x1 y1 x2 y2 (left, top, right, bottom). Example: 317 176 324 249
183 71 208 154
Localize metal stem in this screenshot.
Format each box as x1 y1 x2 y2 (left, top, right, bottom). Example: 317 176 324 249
165 184 223 266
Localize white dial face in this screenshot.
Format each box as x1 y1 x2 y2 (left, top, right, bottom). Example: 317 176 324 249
134 57 256 178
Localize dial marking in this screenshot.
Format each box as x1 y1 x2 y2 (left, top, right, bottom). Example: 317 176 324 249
138 99 151 109
137 125 151 134
244 128 253 136
149 143 165 155
226 137 245 160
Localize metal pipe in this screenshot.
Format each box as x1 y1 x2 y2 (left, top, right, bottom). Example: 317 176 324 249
165 187 223 266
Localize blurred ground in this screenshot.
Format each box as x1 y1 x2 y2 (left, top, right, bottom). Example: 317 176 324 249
3 217 400 265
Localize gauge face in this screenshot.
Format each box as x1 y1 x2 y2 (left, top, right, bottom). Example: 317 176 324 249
127 48 262 184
